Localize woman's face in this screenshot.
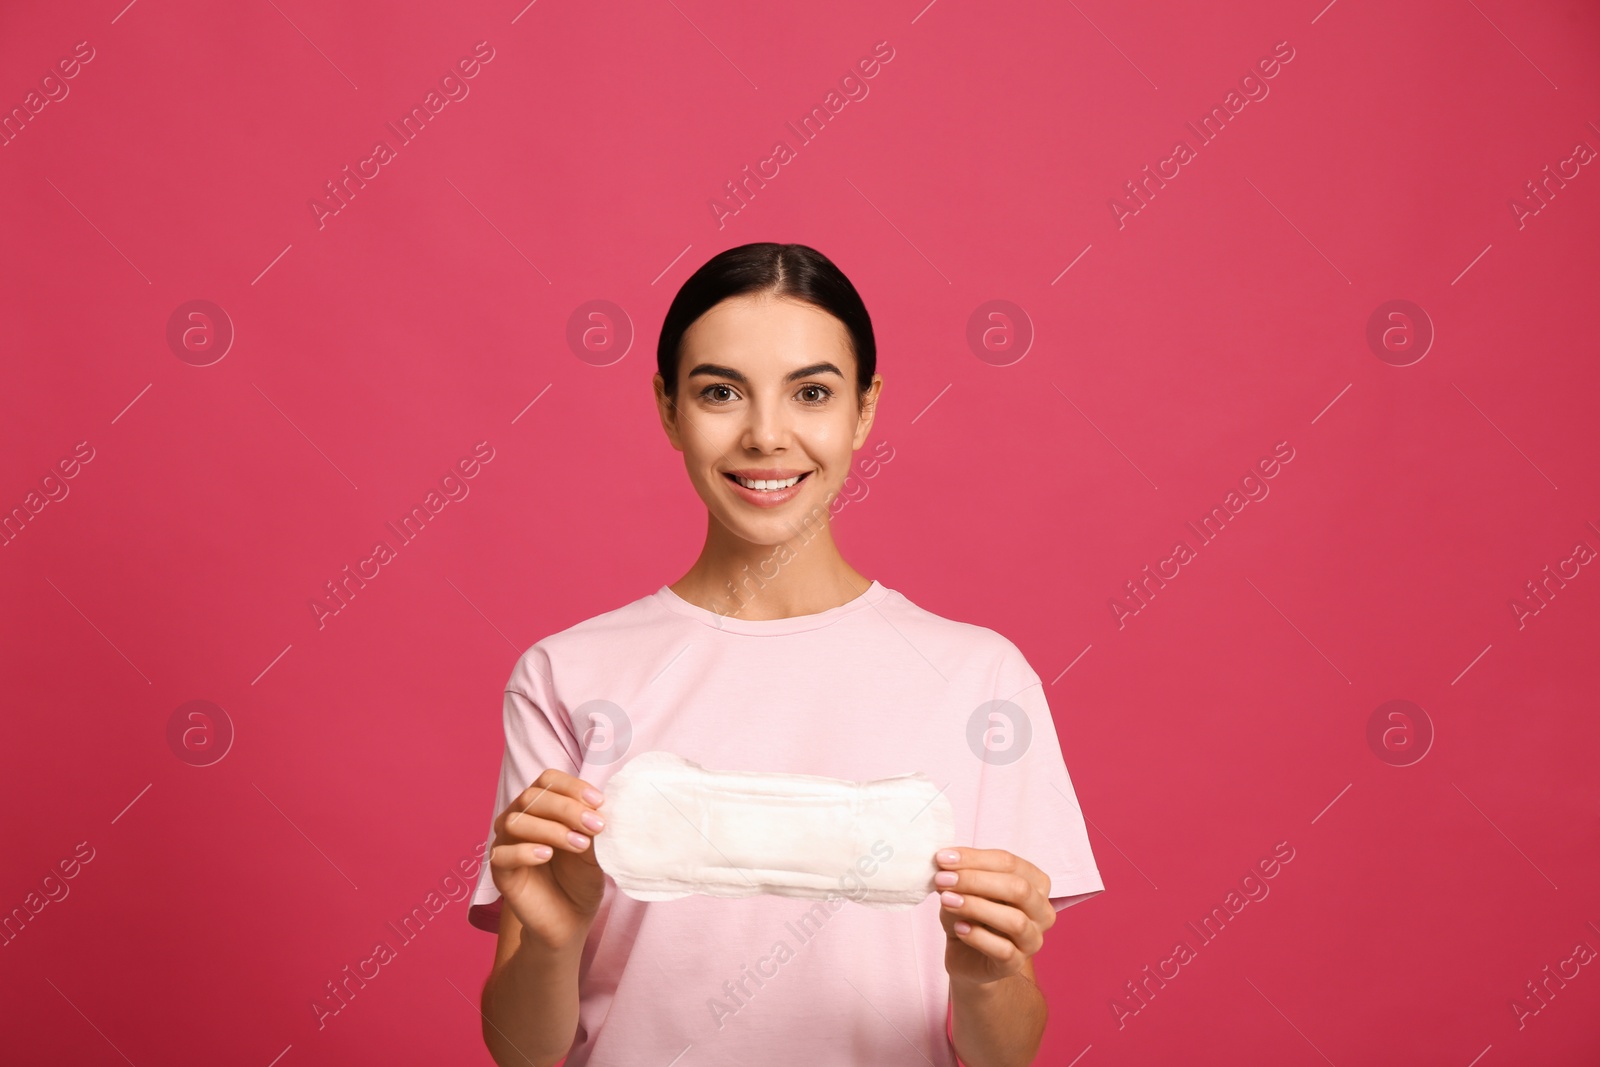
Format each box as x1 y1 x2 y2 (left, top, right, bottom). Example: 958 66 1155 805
654 293 882 546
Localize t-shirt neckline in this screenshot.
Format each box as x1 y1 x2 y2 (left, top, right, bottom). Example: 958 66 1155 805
653 579 889 635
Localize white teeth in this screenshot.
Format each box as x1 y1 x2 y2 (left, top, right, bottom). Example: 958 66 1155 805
733 474 801 491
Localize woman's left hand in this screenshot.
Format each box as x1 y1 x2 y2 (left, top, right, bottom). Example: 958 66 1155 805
932 847 1055 986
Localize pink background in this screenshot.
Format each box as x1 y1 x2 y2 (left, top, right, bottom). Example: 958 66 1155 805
3 0 1599 1063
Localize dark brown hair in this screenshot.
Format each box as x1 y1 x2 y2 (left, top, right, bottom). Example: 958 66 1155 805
656 242 876 406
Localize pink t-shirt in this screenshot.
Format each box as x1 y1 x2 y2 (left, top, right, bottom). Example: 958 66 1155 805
469 579 1104 1065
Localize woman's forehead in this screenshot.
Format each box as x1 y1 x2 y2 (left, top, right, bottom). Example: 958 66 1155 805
681 297 854 369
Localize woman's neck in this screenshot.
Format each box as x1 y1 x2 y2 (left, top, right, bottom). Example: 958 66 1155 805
669 520 871 621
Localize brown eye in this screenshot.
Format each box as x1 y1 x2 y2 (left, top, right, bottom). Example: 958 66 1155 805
700 384 736 403
798 384 833 404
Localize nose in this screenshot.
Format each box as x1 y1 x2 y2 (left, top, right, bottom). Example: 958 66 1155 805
739 395 791 453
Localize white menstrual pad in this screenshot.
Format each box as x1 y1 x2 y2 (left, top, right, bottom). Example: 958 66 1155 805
593 750 955 910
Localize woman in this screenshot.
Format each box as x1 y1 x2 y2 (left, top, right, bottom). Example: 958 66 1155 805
470 243 1104 1066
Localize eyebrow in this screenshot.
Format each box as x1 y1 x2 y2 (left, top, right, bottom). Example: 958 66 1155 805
685 361 845 386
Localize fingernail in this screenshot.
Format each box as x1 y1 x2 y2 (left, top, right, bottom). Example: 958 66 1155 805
940 890 964 907
582 788 605 806
954 920 972 935
934 871 958 887
580 811 605 832
937 850 959 864
533 845 552 859
568 831 590 849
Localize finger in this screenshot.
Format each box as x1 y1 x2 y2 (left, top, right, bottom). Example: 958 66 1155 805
946 913 1027 970
488 841 555 871
936 847 1049 898
934 868 1054 930
499 807 602 853
499 775 607 846
513 769 606 818
937 890 1044 956
495 798 604 853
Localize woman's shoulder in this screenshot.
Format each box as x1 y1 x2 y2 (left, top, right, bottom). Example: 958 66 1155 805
878 586 1037 677
547 586 669 643
502 587 669 693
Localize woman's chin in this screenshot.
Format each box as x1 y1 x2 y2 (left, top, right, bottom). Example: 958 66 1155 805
712 510 806 547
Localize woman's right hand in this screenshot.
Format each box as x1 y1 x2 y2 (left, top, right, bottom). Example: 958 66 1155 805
488 769 608 950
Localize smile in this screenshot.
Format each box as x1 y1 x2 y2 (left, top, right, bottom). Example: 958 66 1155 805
721 469 812 508
724 472 809 491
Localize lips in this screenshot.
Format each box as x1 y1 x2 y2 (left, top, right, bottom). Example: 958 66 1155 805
722 470 811 508
723 469 810 481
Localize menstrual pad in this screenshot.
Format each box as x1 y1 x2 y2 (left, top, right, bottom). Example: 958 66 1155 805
592 750 956 909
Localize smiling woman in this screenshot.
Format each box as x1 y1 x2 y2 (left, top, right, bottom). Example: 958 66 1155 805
471 243 1106 1067
648 244 884 619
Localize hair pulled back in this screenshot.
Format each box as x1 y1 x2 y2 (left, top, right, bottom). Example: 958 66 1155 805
656 243 876 407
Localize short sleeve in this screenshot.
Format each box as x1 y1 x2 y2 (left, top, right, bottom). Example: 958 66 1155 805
970 642 1105 912
467 647 582 933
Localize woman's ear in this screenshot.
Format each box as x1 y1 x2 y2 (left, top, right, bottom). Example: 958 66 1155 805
852 375 883 450
653 373 685 453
